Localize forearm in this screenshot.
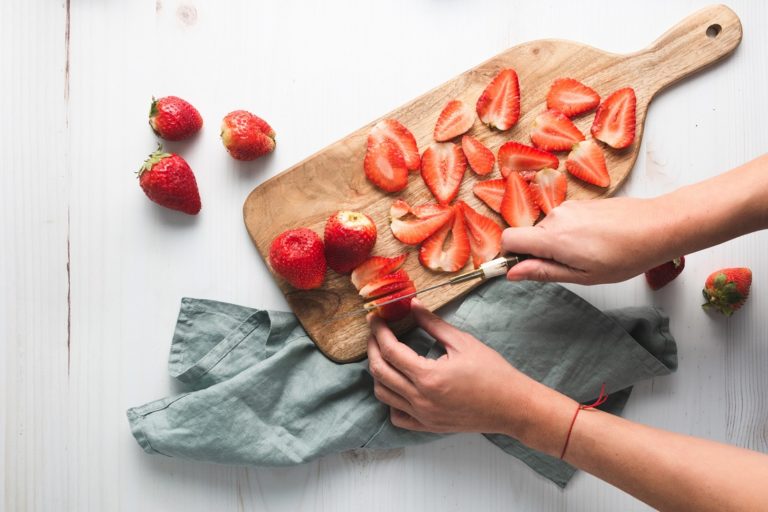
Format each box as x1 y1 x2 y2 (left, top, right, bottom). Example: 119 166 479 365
509 388 768 511
656 153 768 261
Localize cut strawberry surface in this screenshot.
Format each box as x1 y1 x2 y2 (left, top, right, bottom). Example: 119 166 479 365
364 138 408 192
497 141 559 179
529 168 567 214
350 254 407 291
476 68 520 130
458 201 502 268
370 119 421 171
434 100 475 142
472 179 505 213
530 110 585 152
501 171 540 227
359 269 412 300
370 283 417 322
462 135 495 175
566 140 610 187
420 142 468 205
419 207 470 272
546 78 600 118
389 200 453 245
591 87 636 149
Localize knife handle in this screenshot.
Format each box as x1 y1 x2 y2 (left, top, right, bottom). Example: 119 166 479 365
479 254 531 279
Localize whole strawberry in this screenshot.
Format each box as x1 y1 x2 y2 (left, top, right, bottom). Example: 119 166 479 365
138 148 201 215
221 110 276 161
149 96 203 141
645 256 685 290
702 267 752 316
269 228 327 290
324 211 377 274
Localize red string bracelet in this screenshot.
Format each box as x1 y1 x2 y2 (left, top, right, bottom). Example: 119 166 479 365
559 383 609 460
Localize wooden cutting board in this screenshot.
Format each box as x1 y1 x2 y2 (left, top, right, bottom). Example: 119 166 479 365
244 4 741 363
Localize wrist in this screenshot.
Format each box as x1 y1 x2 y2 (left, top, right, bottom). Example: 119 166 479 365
501 379 578 457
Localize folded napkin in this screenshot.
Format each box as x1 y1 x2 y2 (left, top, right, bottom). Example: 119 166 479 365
127 280 677 487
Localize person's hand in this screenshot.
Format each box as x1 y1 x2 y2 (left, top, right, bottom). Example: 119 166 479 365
366 300 575 453
502 196 679 285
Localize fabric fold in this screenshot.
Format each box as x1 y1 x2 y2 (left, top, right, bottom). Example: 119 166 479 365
127 280 676 487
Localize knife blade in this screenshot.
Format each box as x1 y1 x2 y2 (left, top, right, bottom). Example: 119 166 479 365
325 253 530 324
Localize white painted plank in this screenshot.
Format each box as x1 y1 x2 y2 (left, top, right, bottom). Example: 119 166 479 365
2 0 767 510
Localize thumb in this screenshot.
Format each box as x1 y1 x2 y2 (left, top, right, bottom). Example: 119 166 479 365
501 227 554 259
506 258 587 284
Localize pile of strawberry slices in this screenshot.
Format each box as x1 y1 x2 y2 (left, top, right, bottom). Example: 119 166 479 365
269 69 637 322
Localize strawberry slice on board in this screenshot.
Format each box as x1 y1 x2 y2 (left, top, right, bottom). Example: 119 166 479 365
476 68 521 130
420 142 468 205
434 100 475 142
529 168 567 215
458 201 502 268
359 269 412 300
462 135 495 176
419 207 470 272
566 140 610 188
389 200 453 245
370 119 421 171
472 178 506 213
500 171 540 227
369 282 417 322
364 138 409 192
497 141 559 179
350 254 407 291
591 87 637 149
546 78 600 118
530 110 585 152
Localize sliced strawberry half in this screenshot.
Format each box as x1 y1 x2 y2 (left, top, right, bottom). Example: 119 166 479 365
369 282 417 322
501 171 540 227
476 68 520 130
350 254 407 291
530 110 585 152
434 100 475 142
472 179 506 213
458 201 502 268
546 78 600 118
497 141 559 179
389 199 453 245
420 142 468 205
370 119 421 171
566 140 610 187
359 269 412 299
419 207 470 272
364 138 408 192
529 168 567 214
591 87 636 149
462 135 495 175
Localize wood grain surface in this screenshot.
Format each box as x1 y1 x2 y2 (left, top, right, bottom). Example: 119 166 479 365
244 4 742 362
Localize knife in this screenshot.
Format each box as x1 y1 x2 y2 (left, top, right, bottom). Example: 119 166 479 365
327 253 531 323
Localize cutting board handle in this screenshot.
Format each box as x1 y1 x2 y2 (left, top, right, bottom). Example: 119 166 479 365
635 4 742 98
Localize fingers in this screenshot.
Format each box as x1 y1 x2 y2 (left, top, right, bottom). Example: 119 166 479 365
505 258 587 284
389 408 432 432
501 227 554 260
372 381 413 414
410 300 465 351
367 334 418 397
368 315 426 380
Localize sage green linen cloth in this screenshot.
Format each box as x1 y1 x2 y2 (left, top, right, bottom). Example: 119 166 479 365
127 280 676 487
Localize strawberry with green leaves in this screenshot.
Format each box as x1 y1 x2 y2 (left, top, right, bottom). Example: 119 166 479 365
149 96 203 141
138 148 201 215
702 267 752 316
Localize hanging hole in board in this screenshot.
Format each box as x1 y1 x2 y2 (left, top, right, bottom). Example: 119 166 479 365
706 24 722 38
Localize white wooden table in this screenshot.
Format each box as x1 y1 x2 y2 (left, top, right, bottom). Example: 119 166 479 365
2 1 767 510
